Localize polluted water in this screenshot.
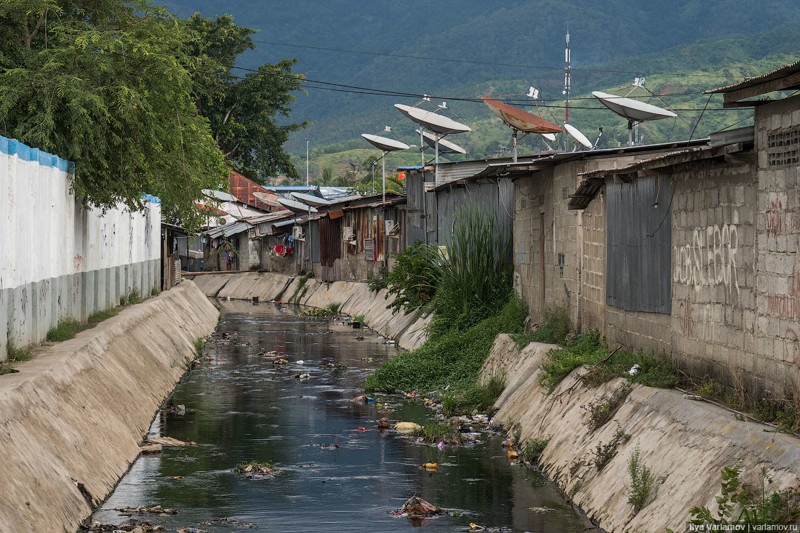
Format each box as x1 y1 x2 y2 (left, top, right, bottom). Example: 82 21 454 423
86 299 598 532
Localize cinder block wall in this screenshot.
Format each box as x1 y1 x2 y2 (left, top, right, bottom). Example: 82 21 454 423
670 157 758 388
0 136 161 359
754 95 800 395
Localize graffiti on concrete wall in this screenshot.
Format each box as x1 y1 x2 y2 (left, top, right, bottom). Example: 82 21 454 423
678 298 717 341
766 265 800 320
766 197 800 238
674 224 739 297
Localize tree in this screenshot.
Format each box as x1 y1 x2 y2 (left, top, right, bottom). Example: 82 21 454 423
0 0 229 229
186 14 308 182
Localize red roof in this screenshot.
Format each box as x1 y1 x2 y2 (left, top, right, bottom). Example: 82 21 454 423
229 170 275 210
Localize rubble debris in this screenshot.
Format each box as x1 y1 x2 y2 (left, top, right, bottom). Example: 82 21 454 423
113 505 178 516
377 417 391 429
234 461 279 479
139 444 162 454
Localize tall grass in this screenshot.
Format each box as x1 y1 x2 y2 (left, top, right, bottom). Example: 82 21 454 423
430 205 513 337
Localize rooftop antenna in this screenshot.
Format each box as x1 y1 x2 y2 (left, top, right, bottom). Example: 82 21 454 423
564 29 571 124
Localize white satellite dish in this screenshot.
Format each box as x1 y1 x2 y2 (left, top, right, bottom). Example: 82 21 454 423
291 191 332 207
394 104 471 135
278 196 318 213
361 130 411 202
592 90 676 146
202 189 238 203
542 133 557 141
418 129 467 155
360 133 410 152
592 91 677 122
564 123 593 150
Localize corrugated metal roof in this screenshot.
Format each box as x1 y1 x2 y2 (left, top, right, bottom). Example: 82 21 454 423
705 59 800 95
206 220 253 239
245 210 293 224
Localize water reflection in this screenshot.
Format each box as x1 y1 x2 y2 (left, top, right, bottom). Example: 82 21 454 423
89 300 597 532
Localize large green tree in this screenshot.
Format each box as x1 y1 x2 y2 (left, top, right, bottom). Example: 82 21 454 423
186 13 308 182
0 0 229 227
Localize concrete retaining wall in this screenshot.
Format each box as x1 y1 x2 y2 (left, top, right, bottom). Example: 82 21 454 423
482 334 800 532
186 272 429 350
0 281 218 533
1 135 161 359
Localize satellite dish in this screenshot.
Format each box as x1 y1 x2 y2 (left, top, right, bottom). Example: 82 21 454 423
592 91 676 122
278 196 318 213
417 129 467 155
252 190 283 208
291 191 332 207
394 104 471 135
564 123 593 150
361 133 410 152
481 97 562 134
481 96 562 161
542 133 557 142
202 189 238 203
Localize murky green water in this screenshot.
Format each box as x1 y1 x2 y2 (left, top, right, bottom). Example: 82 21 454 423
89 299 597 532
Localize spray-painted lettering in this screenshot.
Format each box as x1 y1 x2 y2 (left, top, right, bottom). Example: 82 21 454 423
766 266 800 320
674 224 739 297
766 199 800 238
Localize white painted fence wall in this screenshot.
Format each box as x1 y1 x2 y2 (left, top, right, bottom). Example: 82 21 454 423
0 136 161 358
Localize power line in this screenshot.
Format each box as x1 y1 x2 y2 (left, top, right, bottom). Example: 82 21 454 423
251 38 641 75
231 66 743 112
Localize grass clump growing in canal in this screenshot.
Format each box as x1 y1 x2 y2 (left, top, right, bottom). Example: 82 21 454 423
421 421 461 444
521 437 550 464
538 330 680 393
627 443 657 514
512 306 571 347
364 296 525 396
0 342 33 375
46 319 89 342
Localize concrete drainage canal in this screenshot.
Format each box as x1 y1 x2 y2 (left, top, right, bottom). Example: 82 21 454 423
87 299 598 532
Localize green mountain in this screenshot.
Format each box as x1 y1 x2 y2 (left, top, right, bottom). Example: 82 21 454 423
161 0 800 177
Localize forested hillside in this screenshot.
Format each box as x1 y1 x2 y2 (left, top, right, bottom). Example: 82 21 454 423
162 0 800 178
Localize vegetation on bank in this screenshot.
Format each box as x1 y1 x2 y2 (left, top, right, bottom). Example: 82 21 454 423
364 205 517 413
0 343 33 375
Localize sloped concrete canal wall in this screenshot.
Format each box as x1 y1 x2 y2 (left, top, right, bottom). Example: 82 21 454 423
482 335 800 532
0 281 218 533
188 272 429 350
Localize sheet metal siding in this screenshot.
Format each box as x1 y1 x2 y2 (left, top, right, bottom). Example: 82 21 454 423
606 174 672 313
343 207 385 261
319 217 342 268
405 172 426 245
310 220 321 263
435 181 513 252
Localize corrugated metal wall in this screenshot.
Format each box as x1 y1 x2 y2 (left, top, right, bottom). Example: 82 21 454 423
435 179 514 250
606 174 672 313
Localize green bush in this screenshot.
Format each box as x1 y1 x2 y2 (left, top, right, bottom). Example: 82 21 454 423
683 466 800 527
628 443 656 513
522 437 550 464
385 241 442 314
364 296 526 396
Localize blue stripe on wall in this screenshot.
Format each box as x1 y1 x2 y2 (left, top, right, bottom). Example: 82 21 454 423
0 134 70 172
1 134 161 204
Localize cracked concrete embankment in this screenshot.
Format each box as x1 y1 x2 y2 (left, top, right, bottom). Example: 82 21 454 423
187 272 429 350
0 281 218 533
481 334 800 532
